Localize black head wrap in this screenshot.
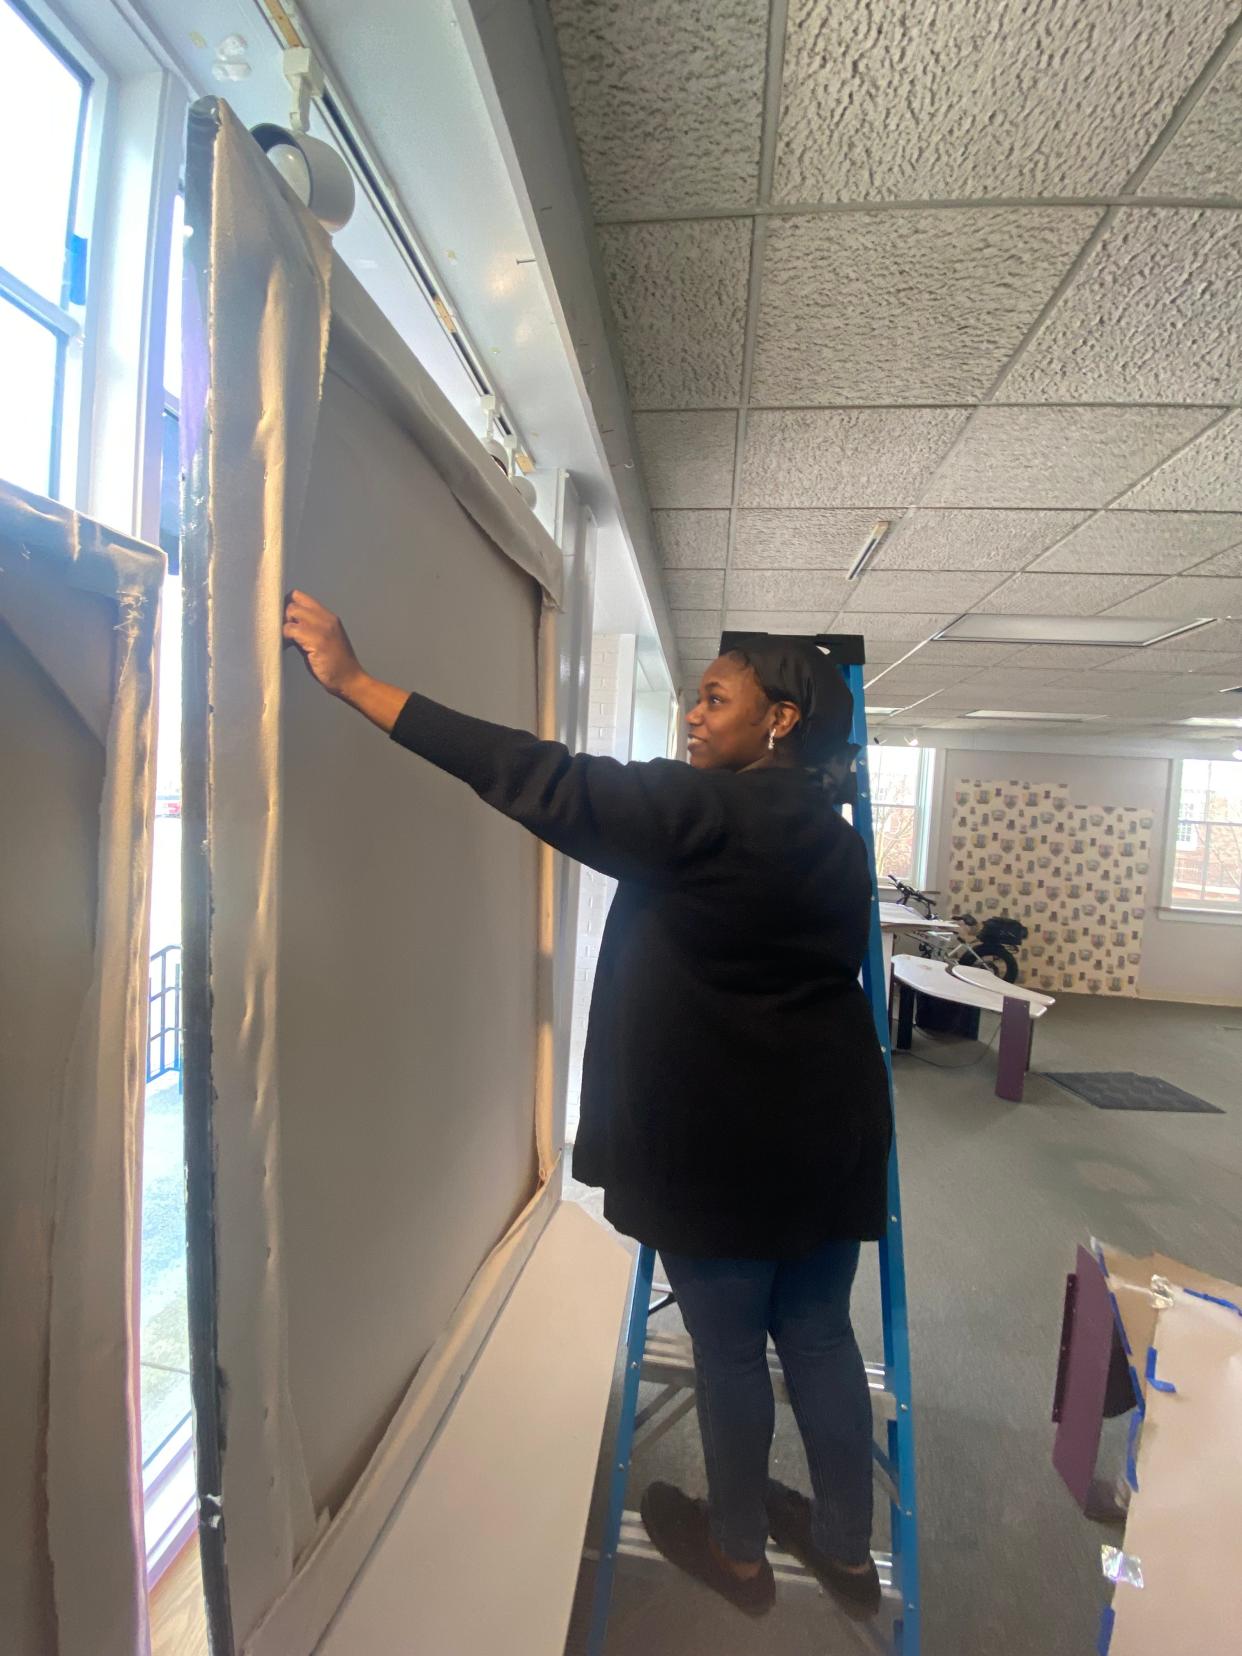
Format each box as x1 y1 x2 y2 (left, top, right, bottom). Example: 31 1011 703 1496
723 635 860 782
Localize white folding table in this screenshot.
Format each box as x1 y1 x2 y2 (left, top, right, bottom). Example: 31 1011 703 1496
877 901 953 1004
890 956 1054 1101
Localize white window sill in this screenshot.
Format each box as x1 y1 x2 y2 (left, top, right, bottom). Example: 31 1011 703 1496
1156 905 1242 927
143 1414 197 1586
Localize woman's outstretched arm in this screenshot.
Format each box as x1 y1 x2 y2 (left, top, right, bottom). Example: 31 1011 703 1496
281 590 724 884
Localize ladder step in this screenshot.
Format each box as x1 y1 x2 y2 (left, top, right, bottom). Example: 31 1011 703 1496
612 1512 902 1601
640 1330 896 1422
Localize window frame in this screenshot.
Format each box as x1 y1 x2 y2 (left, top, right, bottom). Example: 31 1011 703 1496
867 744 936 888
0 0 103 499
1161 757 1242 919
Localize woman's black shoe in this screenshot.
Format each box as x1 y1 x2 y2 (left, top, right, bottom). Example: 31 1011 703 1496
639 1482 776 1617
765 1480 881 1620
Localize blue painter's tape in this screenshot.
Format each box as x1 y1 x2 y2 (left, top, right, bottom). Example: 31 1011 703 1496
1185 1287 1242 1319
1097 1604 1116 1656
1125 1407 1142 1492
1146 1345 1177 1395
1128 1363 1145 1417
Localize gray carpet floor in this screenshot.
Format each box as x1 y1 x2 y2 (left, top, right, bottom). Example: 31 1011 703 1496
565 995 1242 1656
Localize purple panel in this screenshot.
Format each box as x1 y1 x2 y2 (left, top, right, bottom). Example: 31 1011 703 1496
994 994 1031 1101
1052 1245 1118 1509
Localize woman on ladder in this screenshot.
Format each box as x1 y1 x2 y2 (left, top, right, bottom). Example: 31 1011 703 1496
283 596 893 1622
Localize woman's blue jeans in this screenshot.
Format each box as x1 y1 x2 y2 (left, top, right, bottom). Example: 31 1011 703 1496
658 1239 873 1566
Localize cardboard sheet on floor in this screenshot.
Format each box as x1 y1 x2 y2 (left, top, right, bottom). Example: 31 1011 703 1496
182 101 632 1656
0 479 163 1656
1094 1245 1242 1654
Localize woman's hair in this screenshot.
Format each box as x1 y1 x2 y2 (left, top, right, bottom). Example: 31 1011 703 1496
724 637 860 785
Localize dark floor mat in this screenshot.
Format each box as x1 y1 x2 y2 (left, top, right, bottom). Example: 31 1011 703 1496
1043 1071 1224 1114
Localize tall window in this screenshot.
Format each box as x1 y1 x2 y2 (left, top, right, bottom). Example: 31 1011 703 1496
1166 759 1242 912
868 744 935 886
0 0 91 497
139 189 194 1583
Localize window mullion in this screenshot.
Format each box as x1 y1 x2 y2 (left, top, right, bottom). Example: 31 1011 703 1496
0 264 80 340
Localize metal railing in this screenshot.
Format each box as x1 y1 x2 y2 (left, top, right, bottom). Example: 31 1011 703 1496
147 944 182 1084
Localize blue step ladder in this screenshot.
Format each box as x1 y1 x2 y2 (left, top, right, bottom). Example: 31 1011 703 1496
580 634 921 1656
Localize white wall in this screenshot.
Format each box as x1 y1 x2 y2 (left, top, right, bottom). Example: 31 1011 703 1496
631 688 676 763
930 747 1242 1007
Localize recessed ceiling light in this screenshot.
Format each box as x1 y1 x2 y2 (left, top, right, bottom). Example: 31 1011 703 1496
936 615 1212 647
848 520 892 580
865 705 900 715
964 709 1106 721
1180 716 1242 727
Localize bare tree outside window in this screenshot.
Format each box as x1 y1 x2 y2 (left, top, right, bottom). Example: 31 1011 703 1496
868 746 925 884
1168 759 1242 909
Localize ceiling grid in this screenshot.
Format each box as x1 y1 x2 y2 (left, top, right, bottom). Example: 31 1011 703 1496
548 0 1242 739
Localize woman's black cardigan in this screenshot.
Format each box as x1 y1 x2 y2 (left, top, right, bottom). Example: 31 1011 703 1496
391 692 892 1260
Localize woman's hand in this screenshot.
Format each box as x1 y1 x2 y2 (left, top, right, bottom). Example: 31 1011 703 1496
281 590 411 734
283 590 366 699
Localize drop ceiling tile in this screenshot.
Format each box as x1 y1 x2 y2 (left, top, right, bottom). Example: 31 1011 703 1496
1141 44 1242 198
1032 510 1242 574
635 412 738 507
1117 412 1242 510
740 409 968 507
1058 670 1187 693
548 0 767 217
950 667 1067 691
726 570 854 611
752 209 1098 404
1189 545 1242 577
1005 645 1137 670
1145 618 1242 652
664 569 726 608
653 511 730 569
908 687 998 711
599 219 751 408
912 642 1026 666
843 570 1006 614
1104 575 1242 617
671 609 721 639
723 610 839 635
1005 210 1242 403
978 572 1162 614
922 406 1222 508
828 610 957 641
772 0 1238 201
733 509 899 569
874 509 1091 572
677 636 723 659
1096 648 1242 675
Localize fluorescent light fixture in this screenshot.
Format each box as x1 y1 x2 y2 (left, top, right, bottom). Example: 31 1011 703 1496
848 519 892 580
1180 716 1242 728
865 705 900 715
935 615 1212 647
964 709 1106 722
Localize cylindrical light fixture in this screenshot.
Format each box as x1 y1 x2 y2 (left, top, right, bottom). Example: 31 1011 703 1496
250 123 355 232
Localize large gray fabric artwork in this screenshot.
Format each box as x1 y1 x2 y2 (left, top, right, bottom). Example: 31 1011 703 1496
0 481 162 1656
182 101 565 1655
